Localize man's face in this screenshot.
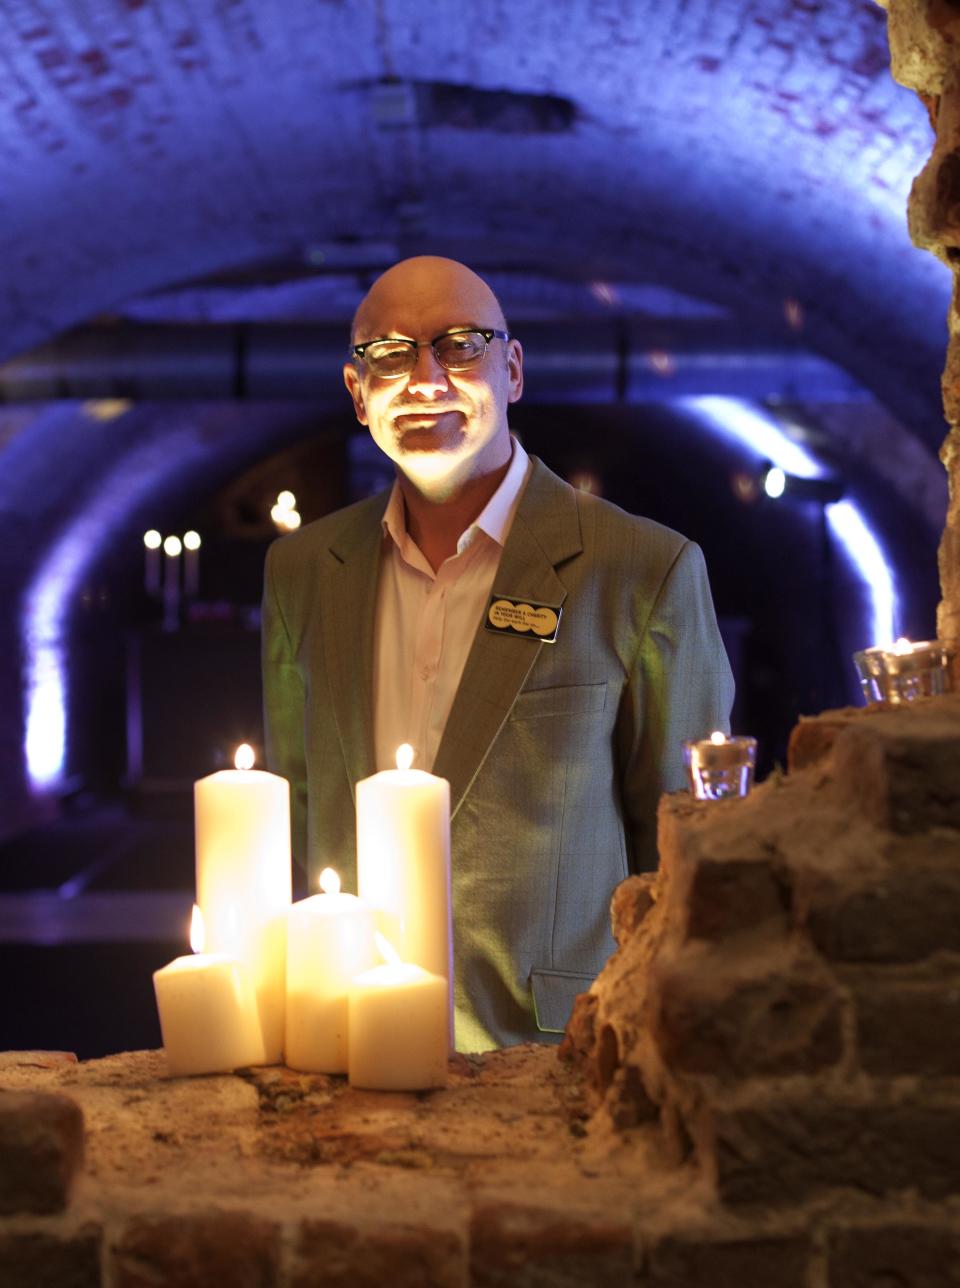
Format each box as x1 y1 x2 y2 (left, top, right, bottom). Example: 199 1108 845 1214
343 258 523 499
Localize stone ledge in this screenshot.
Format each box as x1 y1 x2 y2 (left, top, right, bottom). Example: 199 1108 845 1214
641 1231 811 1288
704 1090 960 1206
469 1203 634 1288
292 1217 464 1288
841 959 960 1077
111 1210 282 1288
0 1090 84 1215
649 940 846 1081
796 833 960 964
830 698 960 833
0 1223 101 1288
826 1221 960 1288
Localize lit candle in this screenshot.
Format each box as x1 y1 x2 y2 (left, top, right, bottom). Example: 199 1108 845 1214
143 529 161 596
356 744 452 1039
348 935 448 1091
195 744 292 1064
153 906 265 1077
162 534 181 631
682 730 757 800
285 867 378 1074
853 638 954 704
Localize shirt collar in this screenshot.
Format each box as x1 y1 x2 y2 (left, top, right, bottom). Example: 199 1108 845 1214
381 435 531 557
469 435 531 548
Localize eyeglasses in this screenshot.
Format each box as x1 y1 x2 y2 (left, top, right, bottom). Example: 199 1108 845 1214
351 328 509 379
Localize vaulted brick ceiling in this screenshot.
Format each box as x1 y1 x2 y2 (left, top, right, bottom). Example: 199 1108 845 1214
0 0 948 443
0 0 953 832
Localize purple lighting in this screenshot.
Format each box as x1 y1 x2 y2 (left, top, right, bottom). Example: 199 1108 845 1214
681 396 897 647
22 418 211 791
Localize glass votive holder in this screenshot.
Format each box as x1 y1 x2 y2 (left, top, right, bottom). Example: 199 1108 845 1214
682 732 757 801
853 639 954 705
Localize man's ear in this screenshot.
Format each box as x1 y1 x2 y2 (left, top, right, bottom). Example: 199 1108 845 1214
506 338 524 404
343 363 368 425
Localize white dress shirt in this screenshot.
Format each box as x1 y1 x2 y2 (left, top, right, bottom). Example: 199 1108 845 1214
372 437 532 772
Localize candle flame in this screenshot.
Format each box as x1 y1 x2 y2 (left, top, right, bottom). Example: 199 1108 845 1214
234 743 255 771
396 743 414 771
190 904 205 954
319 867 341 895
375 931 403 967
709 730 727 745
892 637 914 655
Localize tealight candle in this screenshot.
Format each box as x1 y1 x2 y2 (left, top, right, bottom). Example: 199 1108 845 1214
348 936 448 1091
285 867 378 1074
195 744 292 1064
356 744 452 1038
153 906 265 1077
682 730 757 800
853 638 954 705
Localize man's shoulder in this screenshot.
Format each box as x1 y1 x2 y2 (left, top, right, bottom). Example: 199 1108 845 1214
526 456 690 559
583 488 689 555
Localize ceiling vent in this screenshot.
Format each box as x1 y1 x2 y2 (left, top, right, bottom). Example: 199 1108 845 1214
367 79 577 134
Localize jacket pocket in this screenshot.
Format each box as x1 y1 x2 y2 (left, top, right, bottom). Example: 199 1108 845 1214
530 967 596 1033
510 681 607 721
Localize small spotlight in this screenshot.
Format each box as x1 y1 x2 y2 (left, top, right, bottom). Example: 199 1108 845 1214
589 281 618 307
731 472 760 503
183 530 201 551
783 298 804 331
143 529 162 550
760 463 844 504
276 490 296 512
83 399 132 422
763 466 786 499
163 535 182 557
647 350 676 377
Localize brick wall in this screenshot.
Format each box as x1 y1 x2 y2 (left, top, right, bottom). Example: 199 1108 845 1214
1 699 956 1286
882 0 960 673
564 694 960 1285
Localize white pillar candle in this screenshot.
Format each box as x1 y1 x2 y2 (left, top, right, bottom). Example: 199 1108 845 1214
195 744 292 1064
153 906 265 1077
183 530 201 598
348 938 448 1091
162 534 181 632
286 867 378 1074
143 529 161 596
356 744 452 1038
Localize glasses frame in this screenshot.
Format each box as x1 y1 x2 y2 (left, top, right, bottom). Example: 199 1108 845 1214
351 328 510 378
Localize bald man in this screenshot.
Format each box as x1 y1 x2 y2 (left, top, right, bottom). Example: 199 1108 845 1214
262 257 734 1052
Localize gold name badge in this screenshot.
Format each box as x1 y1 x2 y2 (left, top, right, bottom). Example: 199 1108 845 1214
484 596 562 644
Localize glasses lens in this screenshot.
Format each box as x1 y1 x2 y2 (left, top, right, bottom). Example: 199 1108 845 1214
360 331 490 378
435 331 487 369
363 341 416 378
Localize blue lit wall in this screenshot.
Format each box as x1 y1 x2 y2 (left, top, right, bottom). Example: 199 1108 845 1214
0 0 951 831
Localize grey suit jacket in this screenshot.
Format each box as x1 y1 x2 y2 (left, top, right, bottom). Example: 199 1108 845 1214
262 455 734 1052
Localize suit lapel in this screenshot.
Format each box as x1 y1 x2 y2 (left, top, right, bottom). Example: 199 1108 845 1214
433 458 583 817
321 491 390 799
